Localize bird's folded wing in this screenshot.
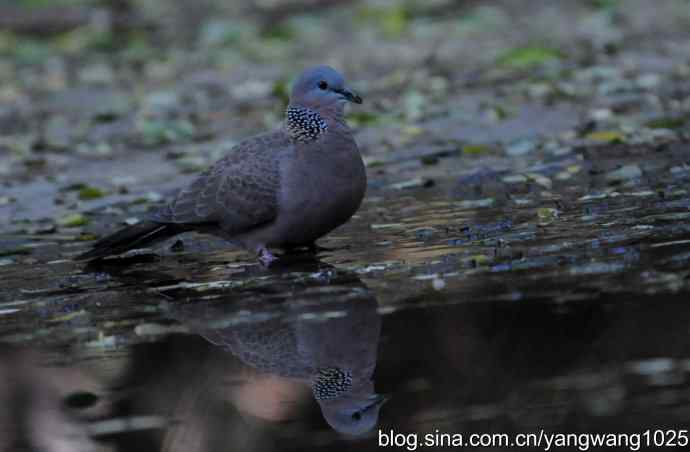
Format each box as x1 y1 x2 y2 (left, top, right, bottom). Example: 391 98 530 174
151 132 288 234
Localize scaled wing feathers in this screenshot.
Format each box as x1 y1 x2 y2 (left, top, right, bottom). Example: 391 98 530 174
151 132 288 234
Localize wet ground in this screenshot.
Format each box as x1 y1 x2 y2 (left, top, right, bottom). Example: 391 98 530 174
1 0 690 450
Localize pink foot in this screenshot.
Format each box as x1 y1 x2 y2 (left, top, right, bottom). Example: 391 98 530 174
257 247 278 267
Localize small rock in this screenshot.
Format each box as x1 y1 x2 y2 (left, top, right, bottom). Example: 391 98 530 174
502 174 528 184
142 91 180 115
144 191 164 203
636 73 661 89
526 173 553 189
79 63 115 85
389 178 433 190
628 358 674 375
76 142 113 157
606 164 642 182
0 196 16 206
506 139 536 156
111 175 138 187
41 116 72 150
371 223 404 230
589 108 613 121
414 227 436 240
27 224 57 234
135 323 187 336
457 198 495 209
432 278 446 290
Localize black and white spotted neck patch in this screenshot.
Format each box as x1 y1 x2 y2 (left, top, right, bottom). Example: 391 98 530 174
312 367 353 401
286 105 328 143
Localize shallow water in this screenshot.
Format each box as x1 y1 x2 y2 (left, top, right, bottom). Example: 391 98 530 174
2 142 690 450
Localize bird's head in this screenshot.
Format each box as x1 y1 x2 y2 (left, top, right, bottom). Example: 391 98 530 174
319 393 388 436
289 65 362 115
312 367 386 436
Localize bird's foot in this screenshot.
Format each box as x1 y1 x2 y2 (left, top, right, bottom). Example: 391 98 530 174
257 247 278 267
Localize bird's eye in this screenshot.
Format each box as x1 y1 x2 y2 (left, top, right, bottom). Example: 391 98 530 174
318 81 328 90
63 391 100 410
352 412 362 421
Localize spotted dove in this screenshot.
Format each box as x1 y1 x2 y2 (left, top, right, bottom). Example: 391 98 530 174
77 66 366 265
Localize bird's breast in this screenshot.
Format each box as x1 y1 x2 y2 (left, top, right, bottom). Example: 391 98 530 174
275 141 366 246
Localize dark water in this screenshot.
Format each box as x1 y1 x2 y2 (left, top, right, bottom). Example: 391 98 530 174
2 153 690 450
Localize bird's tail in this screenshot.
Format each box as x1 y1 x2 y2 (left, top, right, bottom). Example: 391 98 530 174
75 221 183 261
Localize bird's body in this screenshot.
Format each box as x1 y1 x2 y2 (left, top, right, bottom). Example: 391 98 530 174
172 271 385 435
77 66 365 264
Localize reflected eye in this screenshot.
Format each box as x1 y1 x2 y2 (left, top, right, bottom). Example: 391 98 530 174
63 391 99 409
318 81 328 90
352 412 362 421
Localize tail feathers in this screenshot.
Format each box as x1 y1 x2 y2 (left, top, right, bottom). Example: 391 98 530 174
75 221 182 261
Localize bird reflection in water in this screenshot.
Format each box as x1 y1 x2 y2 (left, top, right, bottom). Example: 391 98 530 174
166 260 385 437
0 257 385 450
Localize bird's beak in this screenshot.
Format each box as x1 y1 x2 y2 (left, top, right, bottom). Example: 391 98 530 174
335 87 363 104
363 394 389 412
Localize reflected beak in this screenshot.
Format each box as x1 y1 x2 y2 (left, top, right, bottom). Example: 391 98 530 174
363 394 389 412
335 88 363 104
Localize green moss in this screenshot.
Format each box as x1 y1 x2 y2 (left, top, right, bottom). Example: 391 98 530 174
13 39 54 65
538 208 560 221
586 131 624 143
492 105 512 120
358 5 410 38
498 46 562 69
589 0 619 10
347 111 380 127
138 118 196 146
261 24 296 41
470 255 491 266
645 117 686 130
78 186 106 200
462 144 491 155
421 155 439 165
272 79 290 106
58 213 89 227
56 28 116 53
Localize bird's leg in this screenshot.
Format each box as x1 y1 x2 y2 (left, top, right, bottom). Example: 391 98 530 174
257 247 278 267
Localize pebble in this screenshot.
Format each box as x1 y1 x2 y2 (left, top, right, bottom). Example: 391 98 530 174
606 164 642 182
502 174 528 184
505 139 536 156
432 278 446 290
